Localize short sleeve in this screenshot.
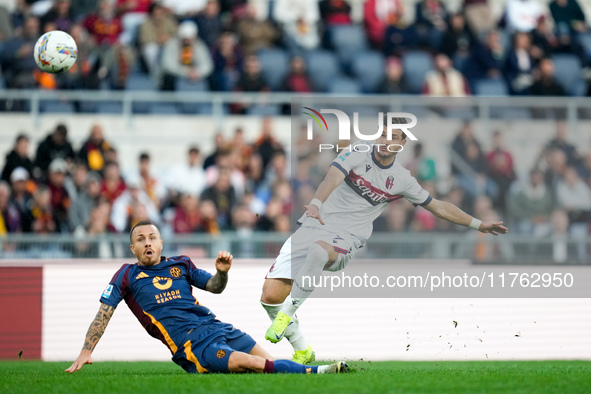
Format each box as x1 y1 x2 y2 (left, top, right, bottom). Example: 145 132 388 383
403 176 432 207
185 257 213 290
99 264 131 308
330 147 365 176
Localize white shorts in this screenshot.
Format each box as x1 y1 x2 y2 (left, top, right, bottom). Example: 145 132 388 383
266 225 364 280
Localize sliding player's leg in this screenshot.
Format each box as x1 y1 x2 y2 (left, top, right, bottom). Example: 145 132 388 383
227 351 349 374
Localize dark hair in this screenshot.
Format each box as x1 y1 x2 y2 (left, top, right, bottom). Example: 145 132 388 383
139 152 150 161
130 220 159 242
15 133 29 144
55 124 68 135
383 116 408 140
188 146 200 155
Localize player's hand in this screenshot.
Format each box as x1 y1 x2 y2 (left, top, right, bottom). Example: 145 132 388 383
478 221 508 236
304 204 325 225
65 350 93 373
215 250 233 273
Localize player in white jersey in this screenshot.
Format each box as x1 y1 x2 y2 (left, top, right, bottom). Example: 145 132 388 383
260 122 508 364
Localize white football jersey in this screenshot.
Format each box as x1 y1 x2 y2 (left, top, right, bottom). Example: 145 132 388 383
299 145 431 241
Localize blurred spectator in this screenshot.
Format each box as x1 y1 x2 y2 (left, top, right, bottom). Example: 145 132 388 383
529 57 566 96
253 118 283 170
198 199 220 234
541 148 569 188
9 167 34 232
235 4 279 55
69 171 102 233
203 133 225 170
508 168 554 235
235 54 268 92
256 197 282 231
503 0 544 33
439 12 475 60
463 29 504 88
422 53 470 96
405 142 436 182
78 124 113 172
172 194 202 233
201 168 237 230
232 127 254 172
460 141 498 198
162 0 206 20
319 0 352 26
167 146 207 199
46 158 71 233
530 15 560 59
210 32 243 91
413 0 449 48
549 0 586 41
264 149 289 188
137 152 166 209
205 149 246 198
76 199 118 258
451 122 480 175
35 124 75 175
71 0 100 21
114 0 151 45
110 177 160 233
374 201 409 232
379 57 410 94
159 20 213 91
504 32 535 95
556 166 591 220
64 161 88 201
101 161 126 203
0 181 20 234
282 56 312 93
462 0 493 36
542 121 582 167
275 0 320 52
233 54 269 113
0 16 40 89
383 20 419 56
194 0 223 49
30 184 57 234
61 24 103 90
1 133 34 183
82 0 133 90
231 203 256 232
363 0 403 49
41 0 74 32
486 131 516 212
138 2 177 76
82 0 122 46
549 209 569 263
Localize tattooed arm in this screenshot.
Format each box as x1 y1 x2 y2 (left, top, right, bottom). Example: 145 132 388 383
65 302 115 373
205 250 232 294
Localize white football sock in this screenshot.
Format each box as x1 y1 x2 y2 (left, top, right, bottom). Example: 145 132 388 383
281 243 329 318
261 299 308 352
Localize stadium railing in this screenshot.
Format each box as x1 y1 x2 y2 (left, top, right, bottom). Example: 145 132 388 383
1 232 589 264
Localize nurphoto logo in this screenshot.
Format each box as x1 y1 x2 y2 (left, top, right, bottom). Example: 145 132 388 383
303 108 418 152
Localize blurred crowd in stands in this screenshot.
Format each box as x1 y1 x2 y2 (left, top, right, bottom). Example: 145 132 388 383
1 118 590 250
0 119 290 238
0 0 590 101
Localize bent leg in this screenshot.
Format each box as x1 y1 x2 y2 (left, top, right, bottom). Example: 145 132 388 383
261 278 292 305
228 351 319 374
249 343 273 360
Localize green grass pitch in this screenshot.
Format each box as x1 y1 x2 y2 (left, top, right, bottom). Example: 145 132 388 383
1 360 590 393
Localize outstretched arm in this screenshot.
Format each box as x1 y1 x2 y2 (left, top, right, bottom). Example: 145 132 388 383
205 250 233 294
304 165 347 225
65 302 115 373
424 198 508 235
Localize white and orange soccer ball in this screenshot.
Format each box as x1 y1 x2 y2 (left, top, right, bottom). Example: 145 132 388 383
34 30 77 73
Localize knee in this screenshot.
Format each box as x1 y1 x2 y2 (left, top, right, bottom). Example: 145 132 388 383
260 289 284 305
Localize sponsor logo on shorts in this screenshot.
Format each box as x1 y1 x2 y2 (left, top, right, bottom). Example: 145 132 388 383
102 284 113 299
216 350 226 358
170 267 182 278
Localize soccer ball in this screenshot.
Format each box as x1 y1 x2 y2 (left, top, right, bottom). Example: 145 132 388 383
34 30 77 74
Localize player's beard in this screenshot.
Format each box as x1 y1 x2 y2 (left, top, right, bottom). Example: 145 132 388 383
375 145 397 161
138 250 160 266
